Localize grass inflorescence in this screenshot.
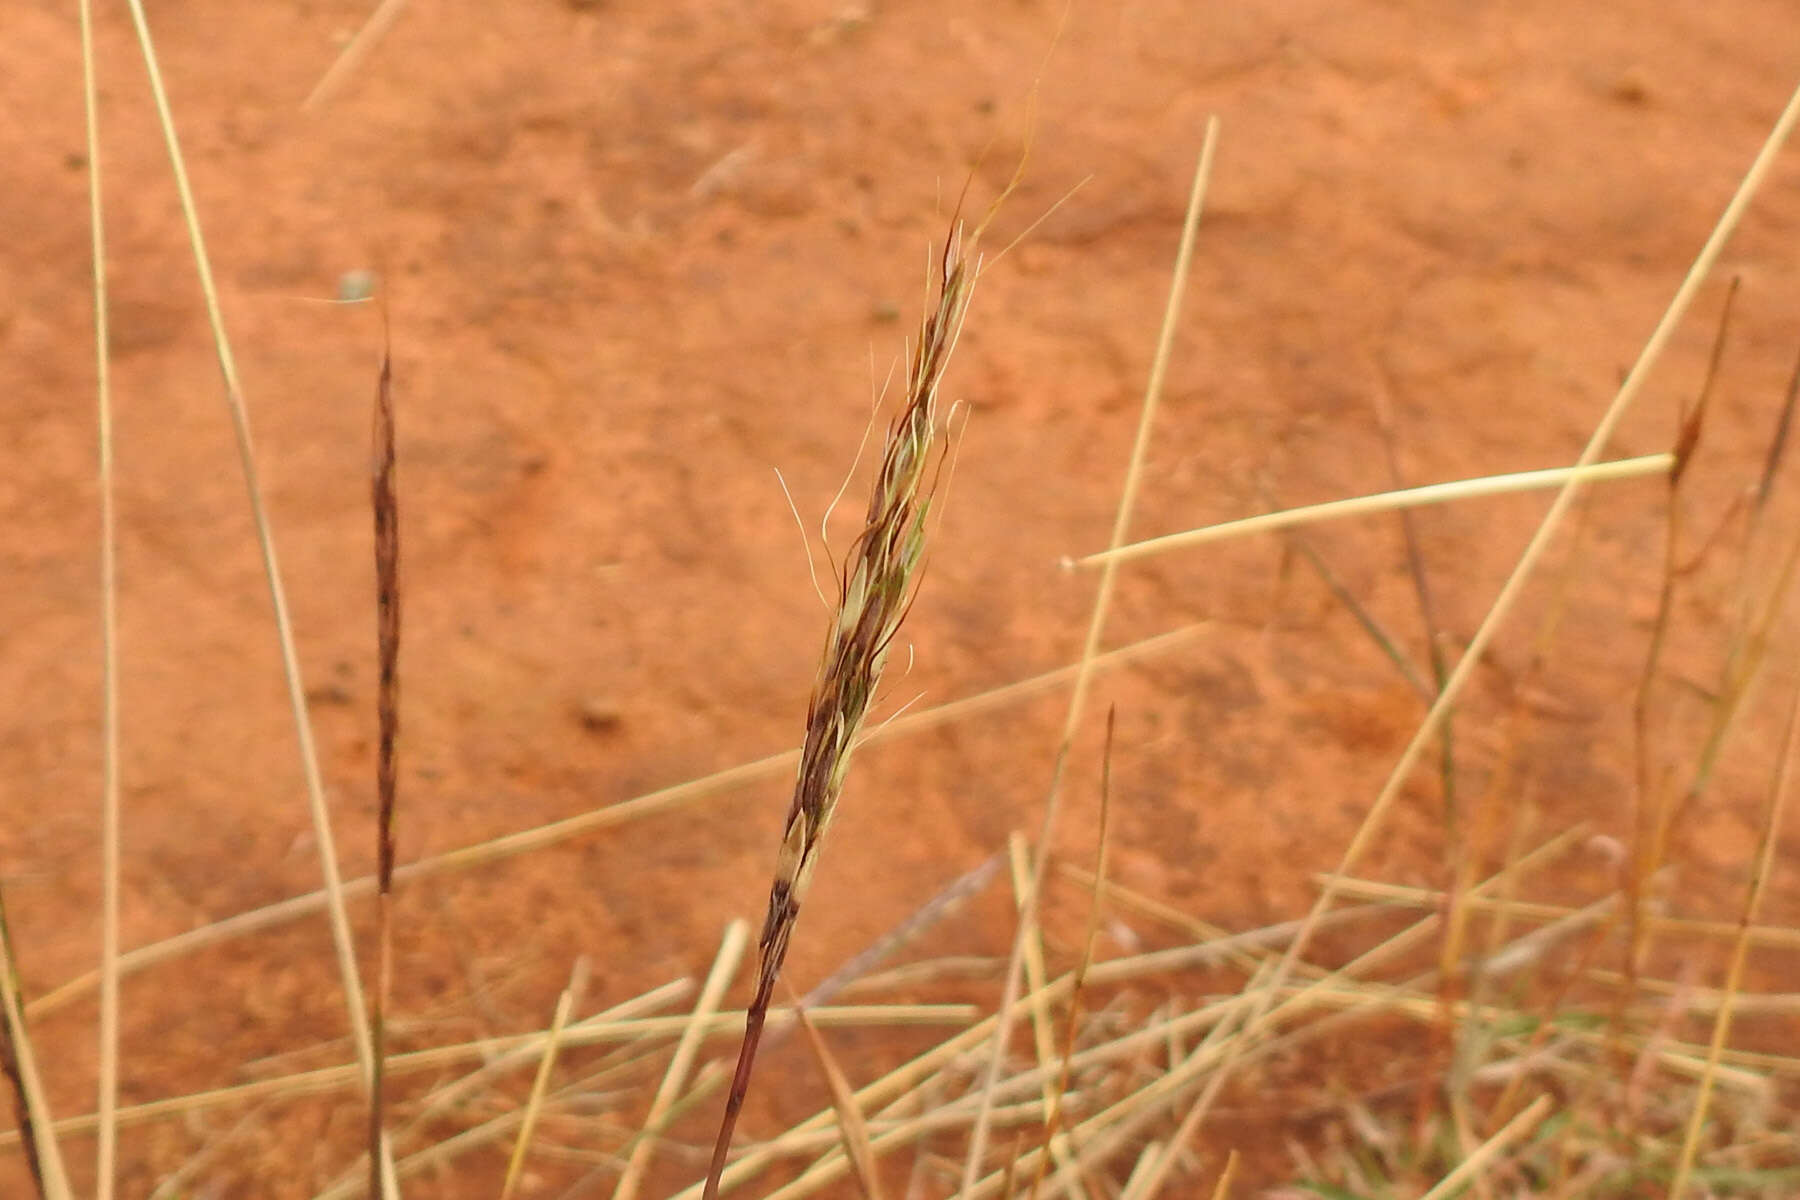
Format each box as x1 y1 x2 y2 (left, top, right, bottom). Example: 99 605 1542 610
702 208 985 1200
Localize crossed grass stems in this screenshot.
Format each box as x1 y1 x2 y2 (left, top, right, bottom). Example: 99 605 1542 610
7 9 1800 1197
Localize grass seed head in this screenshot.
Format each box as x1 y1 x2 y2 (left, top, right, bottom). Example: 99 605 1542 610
702 214 983 1200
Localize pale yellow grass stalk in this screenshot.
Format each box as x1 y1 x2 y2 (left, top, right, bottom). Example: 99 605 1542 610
1 1002 969 1149
618 921 747 1200
30 626 1211 1023
1073 453 1672 568
960 119 1221 1197
75 0 120 1193
1669 686 1800 1191
500 960 588 1200
303 0 411 110
118 0 380 1111
1418 1095 1553 1200
0 904 71 1198
1149 73 1800 1178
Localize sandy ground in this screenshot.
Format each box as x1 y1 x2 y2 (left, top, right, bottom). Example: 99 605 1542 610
5 1 1800 1194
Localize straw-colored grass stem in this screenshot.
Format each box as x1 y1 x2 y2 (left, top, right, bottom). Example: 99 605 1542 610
0 1001 968 1149
0 893 71 1199
302 0 411 110
1625 279 1735 1027
1005 834 1084 1198
1669 684 1800 1192
1418 1094 1553 1200
117 0 379 1098
1026 709 1116 1200
28 626 1211 1024
621 921 746 1200
1192 70 1800 1164
789 998 885 1200
75 0 121 1192
960 120 1220 1198
1075 453 1674 570
501 960 587 1199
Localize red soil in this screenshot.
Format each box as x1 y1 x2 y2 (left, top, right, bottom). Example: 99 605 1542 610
5 1 1800 1195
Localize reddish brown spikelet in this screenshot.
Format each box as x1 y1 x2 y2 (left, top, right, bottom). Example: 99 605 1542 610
367 336 401 1199
701 218 980 1199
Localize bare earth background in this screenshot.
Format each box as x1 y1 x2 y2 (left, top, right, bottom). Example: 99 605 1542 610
5 0 1800 1195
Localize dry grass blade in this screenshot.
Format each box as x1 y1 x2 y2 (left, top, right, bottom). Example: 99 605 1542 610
790 996 885 1200
368 329 402 1199
961 119 1220 1198
1669 684 1800 1192
0 1002 971 1150
147 1103 270 1200
1670 275 1736 488
118 0 379 1099
1417 1094 1552 1200
75 0 121 1193
679 898 1399 1200
630 920 748 1200
502 960 589 1200
701 208 983 1200
303 0 411 110
1204 1150 1238 1200
1756 342 1800 508
1275 525 1434 701
798 854 1004 1014
1027 709 1117 1200
27 625 1209 1025
1071 454 1672 569
1197 71 1800 1161
1316 873 1800 952
1005 833 1075 1195
1118 1142 1162 1200
401 975 689 1145
1626 278 1737 1013
0 891 71 1199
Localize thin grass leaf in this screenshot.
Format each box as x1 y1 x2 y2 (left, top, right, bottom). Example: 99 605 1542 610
790 998 885 1200
963 120 1222 1199
1755 342 1800 509
1072 454 1673 569
1627 277 1737 1012
630 921 748 1200
1205 73 1800 1169
28 623 1209 1025
0 890 71 1199
1005 832 1080 1197
1027 708 1117 1200
117 8 384 1170
1417 1095 1552 1200
502 960 588 1200
1669 683 1800 1192
1206 1149 1240 1200
75 0 121 1192
302 0 411 110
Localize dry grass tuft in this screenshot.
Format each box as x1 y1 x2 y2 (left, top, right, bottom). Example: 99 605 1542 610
18 10 1800 1197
